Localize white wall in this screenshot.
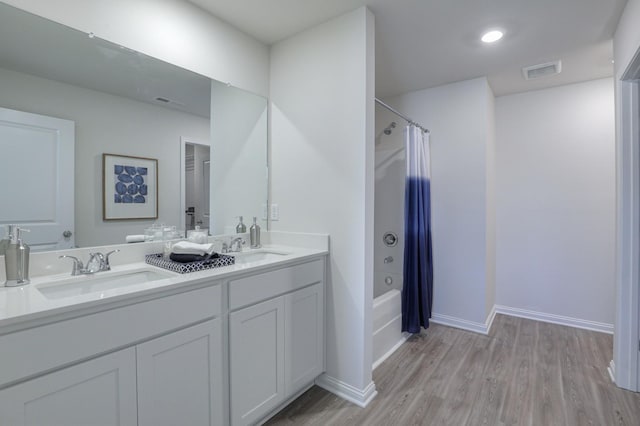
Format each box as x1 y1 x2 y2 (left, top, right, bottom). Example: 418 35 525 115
612 0 640 390
386 77 494 329
495 78 616 327
3 0 269 97
614 0 640 77
210 80 268 235
0 67 210 246
270 7 376 403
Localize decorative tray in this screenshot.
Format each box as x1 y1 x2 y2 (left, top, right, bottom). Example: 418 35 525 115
145 253 235 274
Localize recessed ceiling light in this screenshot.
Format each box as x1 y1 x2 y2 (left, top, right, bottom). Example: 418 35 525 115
481 30 503 43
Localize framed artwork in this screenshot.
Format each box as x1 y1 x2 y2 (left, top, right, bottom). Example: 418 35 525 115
103 153 158 220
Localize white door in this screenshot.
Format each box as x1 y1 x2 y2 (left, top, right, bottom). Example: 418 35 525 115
137 319 224 426
0 107 75 250
285 283 324 395
229 297 285 426
0 347 137 426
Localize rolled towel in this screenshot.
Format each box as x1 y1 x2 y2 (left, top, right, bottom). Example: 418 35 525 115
126 234 146 243
170 252 220 263
171 241 214 256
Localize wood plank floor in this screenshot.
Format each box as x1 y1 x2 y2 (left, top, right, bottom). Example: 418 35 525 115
266 314 640 425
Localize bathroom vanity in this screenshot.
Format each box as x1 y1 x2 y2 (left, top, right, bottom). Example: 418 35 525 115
0 236 327 426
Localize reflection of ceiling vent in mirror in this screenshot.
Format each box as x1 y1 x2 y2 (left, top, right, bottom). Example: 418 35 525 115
522 60 562 80
154 96 186 107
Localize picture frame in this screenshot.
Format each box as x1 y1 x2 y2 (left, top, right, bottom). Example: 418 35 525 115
103 153 158 220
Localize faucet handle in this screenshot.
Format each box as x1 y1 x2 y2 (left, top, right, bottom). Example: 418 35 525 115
86 252 104 273
59 255 84 276
229 237 245 252
104 250 120 271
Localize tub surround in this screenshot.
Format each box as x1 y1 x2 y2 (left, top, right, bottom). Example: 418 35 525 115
372 289 409 369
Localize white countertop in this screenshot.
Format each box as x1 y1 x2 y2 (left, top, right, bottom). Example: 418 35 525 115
0 244 327 332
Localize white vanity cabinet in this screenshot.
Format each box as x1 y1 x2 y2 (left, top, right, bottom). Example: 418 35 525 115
0 347 138 426
137 318 224 426
229 296 286 425
0 282 224 426
284 282 324 395
228 259 325 426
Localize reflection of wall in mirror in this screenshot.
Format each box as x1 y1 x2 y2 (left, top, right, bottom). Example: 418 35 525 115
0 0 270 97
210 80 268 234
0 66 210 247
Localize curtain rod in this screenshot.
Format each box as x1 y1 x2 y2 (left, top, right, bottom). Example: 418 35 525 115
375 98 430 134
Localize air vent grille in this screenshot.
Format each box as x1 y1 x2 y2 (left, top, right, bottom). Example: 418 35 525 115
522 60 562 80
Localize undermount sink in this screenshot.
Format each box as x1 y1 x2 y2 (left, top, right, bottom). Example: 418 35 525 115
37 268 176 300
231 249 290 264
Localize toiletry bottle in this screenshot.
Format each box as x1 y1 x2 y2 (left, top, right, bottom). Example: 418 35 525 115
236 216 246 233
250 217 261 248
4 225 31 287
0 228 9 256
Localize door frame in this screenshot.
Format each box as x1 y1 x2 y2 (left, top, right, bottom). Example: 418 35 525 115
614 47 640 391
179 136 210 233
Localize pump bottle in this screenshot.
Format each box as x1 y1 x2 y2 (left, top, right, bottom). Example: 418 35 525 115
236 216 247 233
250 217 261 248
4 225 31 287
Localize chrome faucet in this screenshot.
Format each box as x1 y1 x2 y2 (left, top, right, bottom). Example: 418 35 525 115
222 237 245 253
102 250 119 271
59 250 120 276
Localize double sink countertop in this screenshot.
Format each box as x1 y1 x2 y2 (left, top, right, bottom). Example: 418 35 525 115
0 237 328 332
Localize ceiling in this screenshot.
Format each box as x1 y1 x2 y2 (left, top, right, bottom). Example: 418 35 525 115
188 0 628 97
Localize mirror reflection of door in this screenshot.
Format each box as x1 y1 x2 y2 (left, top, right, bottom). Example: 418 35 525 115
181 138 210 232
0 107 75 251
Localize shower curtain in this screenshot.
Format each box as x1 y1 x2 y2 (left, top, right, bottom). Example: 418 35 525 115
402 124 433 333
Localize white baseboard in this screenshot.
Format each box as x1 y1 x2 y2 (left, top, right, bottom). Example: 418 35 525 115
431 304 496 335
315 374 377 408
608 360 616 384
494 305 614 334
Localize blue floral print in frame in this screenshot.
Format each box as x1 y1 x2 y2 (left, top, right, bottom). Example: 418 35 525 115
103 154 158 220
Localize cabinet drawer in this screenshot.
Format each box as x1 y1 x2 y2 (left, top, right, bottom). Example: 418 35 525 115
0 283 221 388
229 259 324 310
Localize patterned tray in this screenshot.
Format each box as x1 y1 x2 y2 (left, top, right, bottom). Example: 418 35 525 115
145 253 235 274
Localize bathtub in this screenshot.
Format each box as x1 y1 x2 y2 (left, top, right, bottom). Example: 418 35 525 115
372 289 409 370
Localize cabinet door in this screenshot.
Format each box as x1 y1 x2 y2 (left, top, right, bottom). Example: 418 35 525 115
229 297 285 426
137 319 224 426
0 347 137 426
285 283 324 394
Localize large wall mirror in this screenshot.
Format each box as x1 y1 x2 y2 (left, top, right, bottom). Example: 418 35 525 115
0 2 268 251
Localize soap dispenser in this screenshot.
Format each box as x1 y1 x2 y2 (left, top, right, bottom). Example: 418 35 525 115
4 225 31 287
236 216 246 234
250 217 261 249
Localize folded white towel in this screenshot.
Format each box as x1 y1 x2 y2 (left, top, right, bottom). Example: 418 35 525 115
171 241 214 256
126 234 146 243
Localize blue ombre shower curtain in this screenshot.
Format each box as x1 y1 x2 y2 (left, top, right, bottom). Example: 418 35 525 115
402 124 433 333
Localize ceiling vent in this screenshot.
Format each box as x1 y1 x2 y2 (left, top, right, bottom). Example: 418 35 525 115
154 96 186 107
522 60 562 80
